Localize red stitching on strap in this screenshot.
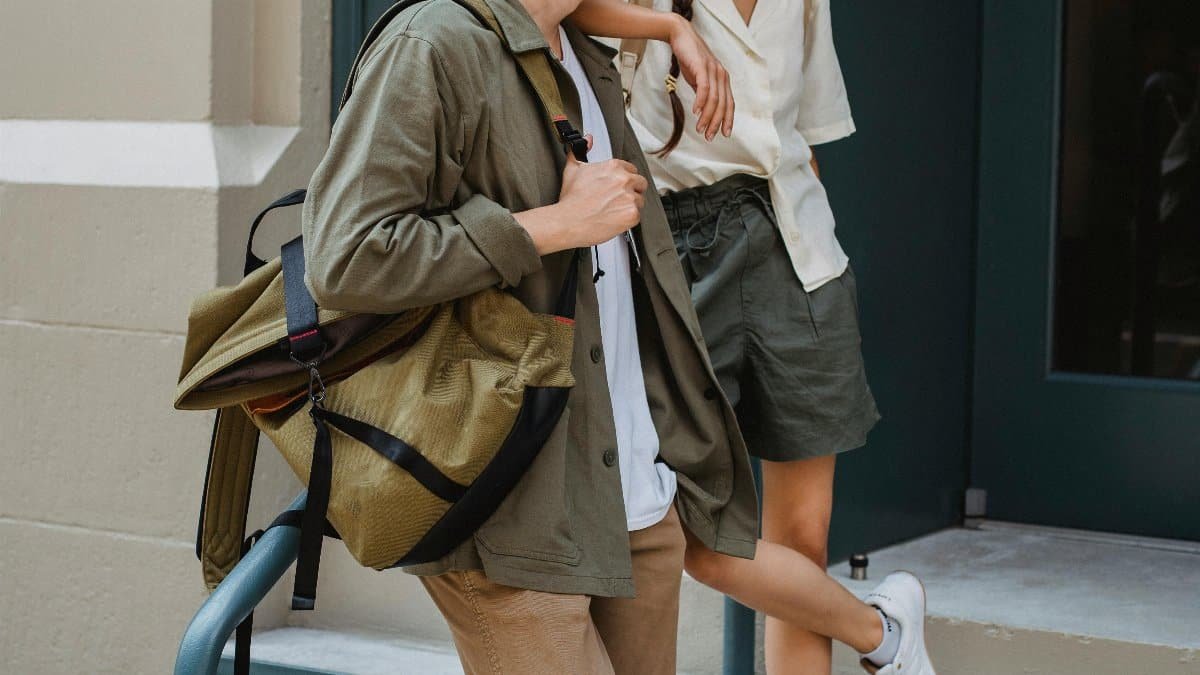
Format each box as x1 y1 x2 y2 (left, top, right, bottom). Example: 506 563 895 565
290 329 319 341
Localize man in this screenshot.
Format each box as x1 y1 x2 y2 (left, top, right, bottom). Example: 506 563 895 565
302 0 758 672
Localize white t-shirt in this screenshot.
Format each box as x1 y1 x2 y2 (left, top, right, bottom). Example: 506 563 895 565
560 27 677 532
625 0 856 291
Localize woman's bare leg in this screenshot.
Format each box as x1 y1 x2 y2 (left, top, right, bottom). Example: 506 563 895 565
762 455 840 673
684 455 880 674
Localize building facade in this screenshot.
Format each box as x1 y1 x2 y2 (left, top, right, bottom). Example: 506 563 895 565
2 1 1196 673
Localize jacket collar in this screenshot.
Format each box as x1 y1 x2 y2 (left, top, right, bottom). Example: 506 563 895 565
485 0 620 62
484 0 552 53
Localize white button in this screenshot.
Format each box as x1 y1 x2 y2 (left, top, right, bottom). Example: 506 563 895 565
788 231 801 244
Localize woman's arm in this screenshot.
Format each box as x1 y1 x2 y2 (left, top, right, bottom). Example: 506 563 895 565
571 0 734 139
571 0 683 41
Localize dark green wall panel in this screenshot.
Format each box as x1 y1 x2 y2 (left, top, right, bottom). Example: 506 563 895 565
820 0 981 560
331 1 397 119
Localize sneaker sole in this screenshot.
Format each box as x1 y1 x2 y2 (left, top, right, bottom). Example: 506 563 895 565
894 569 935 675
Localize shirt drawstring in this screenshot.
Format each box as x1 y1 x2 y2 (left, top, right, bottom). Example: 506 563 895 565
592 232 641 284
592 244 605 283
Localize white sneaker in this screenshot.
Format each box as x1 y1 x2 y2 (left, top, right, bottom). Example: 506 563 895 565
863 571 936 674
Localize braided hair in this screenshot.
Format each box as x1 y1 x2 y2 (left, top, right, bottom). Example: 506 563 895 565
654 0 695 157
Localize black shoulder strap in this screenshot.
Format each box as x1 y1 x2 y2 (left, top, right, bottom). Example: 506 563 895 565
281 237 322 362
243 188 307 277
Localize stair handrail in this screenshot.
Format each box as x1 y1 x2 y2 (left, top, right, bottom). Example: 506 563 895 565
174 493 307 675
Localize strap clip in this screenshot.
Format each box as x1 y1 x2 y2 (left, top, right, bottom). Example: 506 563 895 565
289 350 328 407
553 117 589 162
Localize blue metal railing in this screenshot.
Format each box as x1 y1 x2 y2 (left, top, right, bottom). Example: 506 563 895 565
176 479 763 674
175 493 307 675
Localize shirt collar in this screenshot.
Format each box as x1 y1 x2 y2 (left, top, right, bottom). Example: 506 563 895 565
694 0 763 58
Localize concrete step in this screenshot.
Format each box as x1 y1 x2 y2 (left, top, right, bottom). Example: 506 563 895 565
229 522 1200 675
220 627 462 675
220 623 719 675
829 522 1200 675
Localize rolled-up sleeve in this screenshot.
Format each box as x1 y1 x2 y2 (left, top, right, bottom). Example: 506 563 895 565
795 0 855 145
301 33 542 314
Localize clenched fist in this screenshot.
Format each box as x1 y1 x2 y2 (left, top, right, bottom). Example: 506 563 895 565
515 154 649 255
558 156 647 244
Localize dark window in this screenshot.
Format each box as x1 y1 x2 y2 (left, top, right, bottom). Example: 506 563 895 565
1054 0 1200 380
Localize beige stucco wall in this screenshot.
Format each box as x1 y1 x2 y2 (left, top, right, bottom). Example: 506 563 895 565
0 2 332 672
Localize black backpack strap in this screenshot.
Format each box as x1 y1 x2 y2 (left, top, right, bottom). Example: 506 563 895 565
290 405 334 610
232 529 264 675
281 236 324 363
244 188 307 276
278 234 330 612
316 409 469 502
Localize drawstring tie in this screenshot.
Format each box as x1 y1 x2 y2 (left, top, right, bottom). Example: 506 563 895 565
678 184 820 339
680 185 776 254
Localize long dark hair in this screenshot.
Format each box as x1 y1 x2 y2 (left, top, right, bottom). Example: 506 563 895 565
654 0 695 157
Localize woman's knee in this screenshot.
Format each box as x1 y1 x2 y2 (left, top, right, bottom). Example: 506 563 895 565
683 540 733 591
767 515 831 568
760 455 836 567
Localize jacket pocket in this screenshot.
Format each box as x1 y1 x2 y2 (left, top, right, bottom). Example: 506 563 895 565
472 409 582 566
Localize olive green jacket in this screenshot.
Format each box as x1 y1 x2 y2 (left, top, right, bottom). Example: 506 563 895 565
302 0 757 598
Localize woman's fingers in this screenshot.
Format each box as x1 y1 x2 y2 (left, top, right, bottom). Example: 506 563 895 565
721 67 735 137
697 60 720 137
708 70 726 141
691 58 709 117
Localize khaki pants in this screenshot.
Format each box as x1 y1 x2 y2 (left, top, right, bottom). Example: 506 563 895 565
421 505 686 675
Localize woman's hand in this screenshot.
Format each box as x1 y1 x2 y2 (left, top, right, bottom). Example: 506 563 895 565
667 15 734 141
567 0 735 140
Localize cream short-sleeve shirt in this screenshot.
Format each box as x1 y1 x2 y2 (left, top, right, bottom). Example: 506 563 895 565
626 0 856 291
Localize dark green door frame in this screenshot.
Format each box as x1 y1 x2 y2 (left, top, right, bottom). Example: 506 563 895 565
972 0 1200 540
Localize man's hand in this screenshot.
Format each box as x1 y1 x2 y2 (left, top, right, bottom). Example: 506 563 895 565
515 155 648 255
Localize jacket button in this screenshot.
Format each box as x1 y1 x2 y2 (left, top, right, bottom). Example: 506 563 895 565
602 449 617 467
704 387 718 401
590 345 602 363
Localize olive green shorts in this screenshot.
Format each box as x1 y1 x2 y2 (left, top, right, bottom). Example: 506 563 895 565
662 174 880 462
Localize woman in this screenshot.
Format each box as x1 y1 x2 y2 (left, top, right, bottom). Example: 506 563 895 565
570 1 935 673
